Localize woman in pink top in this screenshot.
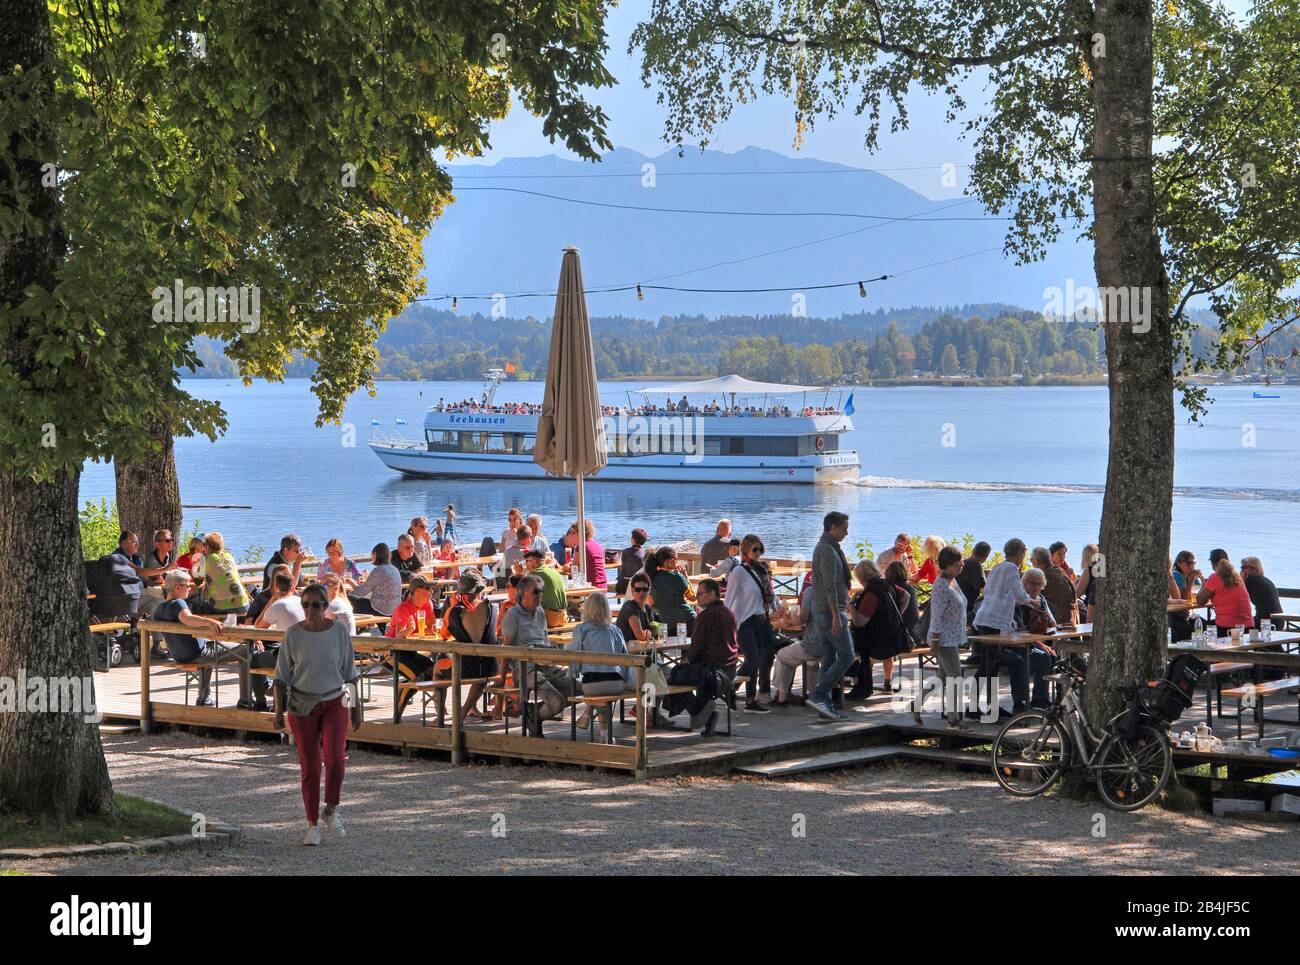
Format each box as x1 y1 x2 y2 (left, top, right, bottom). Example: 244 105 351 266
582 519 608 589
1196 559 1253 635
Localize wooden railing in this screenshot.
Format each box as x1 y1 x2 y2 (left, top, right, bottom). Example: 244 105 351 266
136 620 653 776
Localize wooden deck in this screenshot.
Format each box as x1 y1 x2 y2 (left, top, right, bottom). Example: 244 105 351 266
90 654 1300 781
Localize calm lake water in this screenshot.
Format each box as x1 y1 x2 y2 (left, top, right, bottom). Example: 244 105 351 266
79 379 1300 587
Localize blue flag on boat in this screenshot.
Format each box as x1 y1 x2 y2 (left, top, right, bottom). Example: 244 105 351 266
844 392 855 416
394 417 407 426
370 419 381 426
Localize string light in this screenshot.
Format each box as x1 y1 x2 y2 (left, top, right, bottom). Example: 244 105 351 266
636 284 644 301
451 296 458 311
858 281 867 298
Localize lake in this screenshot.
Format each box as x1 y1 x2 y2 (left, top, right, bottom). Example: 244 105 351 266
79 379 1300 587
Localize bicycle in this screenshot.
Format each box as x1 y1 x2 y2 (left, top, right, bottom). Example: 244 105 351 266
990 660 1176 811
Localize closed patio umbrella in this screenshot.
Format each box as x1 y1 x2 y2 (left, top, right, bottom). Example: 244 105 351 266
534 246 606 579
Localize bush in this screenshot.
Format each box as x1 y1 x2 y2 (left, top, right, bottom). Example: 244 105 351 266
79 498 120 560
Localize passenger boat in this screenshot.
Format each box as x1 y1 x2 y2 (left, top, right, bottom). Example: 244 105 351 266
369 371 859 484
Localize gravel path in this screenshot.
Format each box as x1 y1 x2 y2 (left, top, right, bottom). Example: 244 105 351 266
7 731 1297 875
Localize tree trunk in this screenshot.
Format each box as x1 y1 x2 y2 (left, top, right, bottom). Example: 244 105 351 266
0 0 115 818
0 468 116 818
1086 0 1173 729
115 415 183 543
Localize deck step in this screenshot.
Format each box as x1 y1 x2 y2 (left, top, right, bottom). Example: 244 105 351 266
736 745 907 777
736 743 990 778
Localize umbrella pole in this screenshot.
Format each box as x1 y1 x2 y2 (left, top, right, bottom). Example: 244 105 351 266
576 472 586 582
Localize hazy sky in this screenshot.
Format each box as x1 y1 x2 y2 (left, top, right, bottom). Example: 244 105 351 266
477 1 1252 199
478 1 980 199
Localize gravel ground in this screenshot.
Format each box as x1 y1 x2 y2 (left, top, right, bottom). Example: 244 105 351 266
7 731 1297 875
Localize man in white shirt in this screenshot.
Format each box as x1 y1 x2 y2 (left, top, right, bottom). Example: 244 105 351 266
875 532 918 577
971 538 1033 715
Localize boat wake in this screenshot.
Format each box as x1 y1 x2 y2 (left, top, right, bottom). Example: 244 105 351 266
849 475 1300 501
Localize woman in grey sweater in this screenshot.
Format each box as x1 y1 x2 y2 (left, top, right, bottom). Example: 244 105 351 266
275 583 360 846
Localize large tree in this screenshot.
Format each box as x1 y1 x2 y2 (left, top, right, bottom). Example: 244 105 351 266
632 0 1300 728
0 0 613 819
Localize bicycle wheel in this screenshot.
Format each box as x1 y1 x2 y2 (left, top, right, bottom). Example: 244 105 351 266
991 711 1069 796
1094 722 1172 811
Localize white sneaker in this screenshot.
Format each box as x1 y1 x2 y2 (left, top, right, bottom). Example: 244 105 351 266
303 824 321 846
323 808 346 838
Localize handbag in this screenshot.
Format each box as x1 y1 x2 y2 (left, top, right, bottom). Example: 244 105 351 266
884 585 918 653
643 660 670 699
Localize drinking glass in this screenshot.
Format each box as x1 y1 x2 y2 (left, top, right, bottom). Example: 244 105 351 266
1231 625 1244 645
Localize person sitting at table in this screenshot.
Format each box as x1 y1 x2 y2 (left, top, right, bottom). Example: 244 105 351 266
912 535 945 584
435 537 459 563
614 528 650 595
154 569 253 708
646 545 696 636
567 519 608 589
500 574 574 730
438 572 500 722
194 531 250 619
700 519 733 568
875 532 918 578
137 528 179 619
567 592 634 736
1032 545 1078 626
176 535 206 580
351 543 402 616
957 541 990 623
320 573 357 637
616 575 657 643
1240 556 1283 631
393 534 424 579
386 575 438 697
263 534 305 591
972 538 1034 714
502 526 534 575
1170 550 1201 600
1196 558 1254 636
708 538 743 578
552 523 580 570
246 563 285 626
316 538 362 584
1049 542 1076 582
252 570 306 710
524 548 569 628
1208 548 1229 570
500 507 524 553
1075 543 1103 623
526 513 547 550
662 579 738 735
407 517 434 565
1013 567 1057 709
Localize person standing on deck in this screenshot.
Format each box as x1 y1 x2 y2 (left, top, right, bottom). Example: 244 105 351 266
805 512 854 721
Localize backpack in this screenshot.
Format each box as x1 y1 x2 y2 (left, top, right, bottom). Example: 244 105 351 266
851 580 914 658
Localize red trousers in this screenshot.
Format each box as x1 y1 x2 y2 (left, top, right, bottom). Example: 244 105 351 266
288 694 348 823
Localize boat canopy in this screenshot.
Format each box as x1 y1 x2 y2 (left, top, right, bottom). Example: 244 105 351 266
633 374 826 396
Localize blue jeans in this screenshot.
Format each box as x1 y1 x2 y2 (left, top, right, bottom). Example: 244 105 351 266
808 609 855 704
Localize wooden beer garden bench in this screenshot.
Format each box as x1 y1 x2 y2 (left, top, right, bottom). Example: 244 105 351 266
1220 676 1300 739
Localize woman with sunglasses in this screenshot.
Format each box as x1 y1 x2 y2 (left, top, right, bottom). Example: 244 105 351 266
274 583 360 846
616 576 657 643
724 534 783 712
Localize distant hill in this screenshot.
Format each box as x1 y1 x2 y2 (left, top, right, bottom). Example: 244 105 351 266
424 146 1098 317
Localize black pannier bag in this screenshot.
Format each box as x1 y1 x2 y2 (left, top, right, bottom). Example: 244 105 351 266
1146 653 1207 724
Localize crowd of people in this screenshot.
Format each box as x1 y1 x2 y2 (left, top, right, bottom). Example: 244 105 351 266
87 502 1291 843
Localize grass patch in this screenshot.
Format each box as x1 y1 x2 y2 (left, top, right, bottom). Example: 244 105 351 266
0 794 191 850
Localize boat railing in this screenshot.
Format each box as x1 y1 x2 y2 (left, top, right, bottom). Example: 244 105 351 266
369 428 422 449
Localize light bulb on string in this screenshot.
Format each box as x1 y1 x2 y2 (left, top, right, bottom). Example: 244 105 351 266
636 284 644 301
451 296 458 311
858 281 867 298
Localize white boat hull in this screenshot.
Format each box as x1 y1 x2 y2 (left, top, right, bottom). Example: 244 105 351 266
369 444 859 485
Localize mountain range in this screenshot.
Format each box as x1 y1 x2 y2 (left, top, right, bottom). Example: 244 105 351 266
423 146 1098 318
